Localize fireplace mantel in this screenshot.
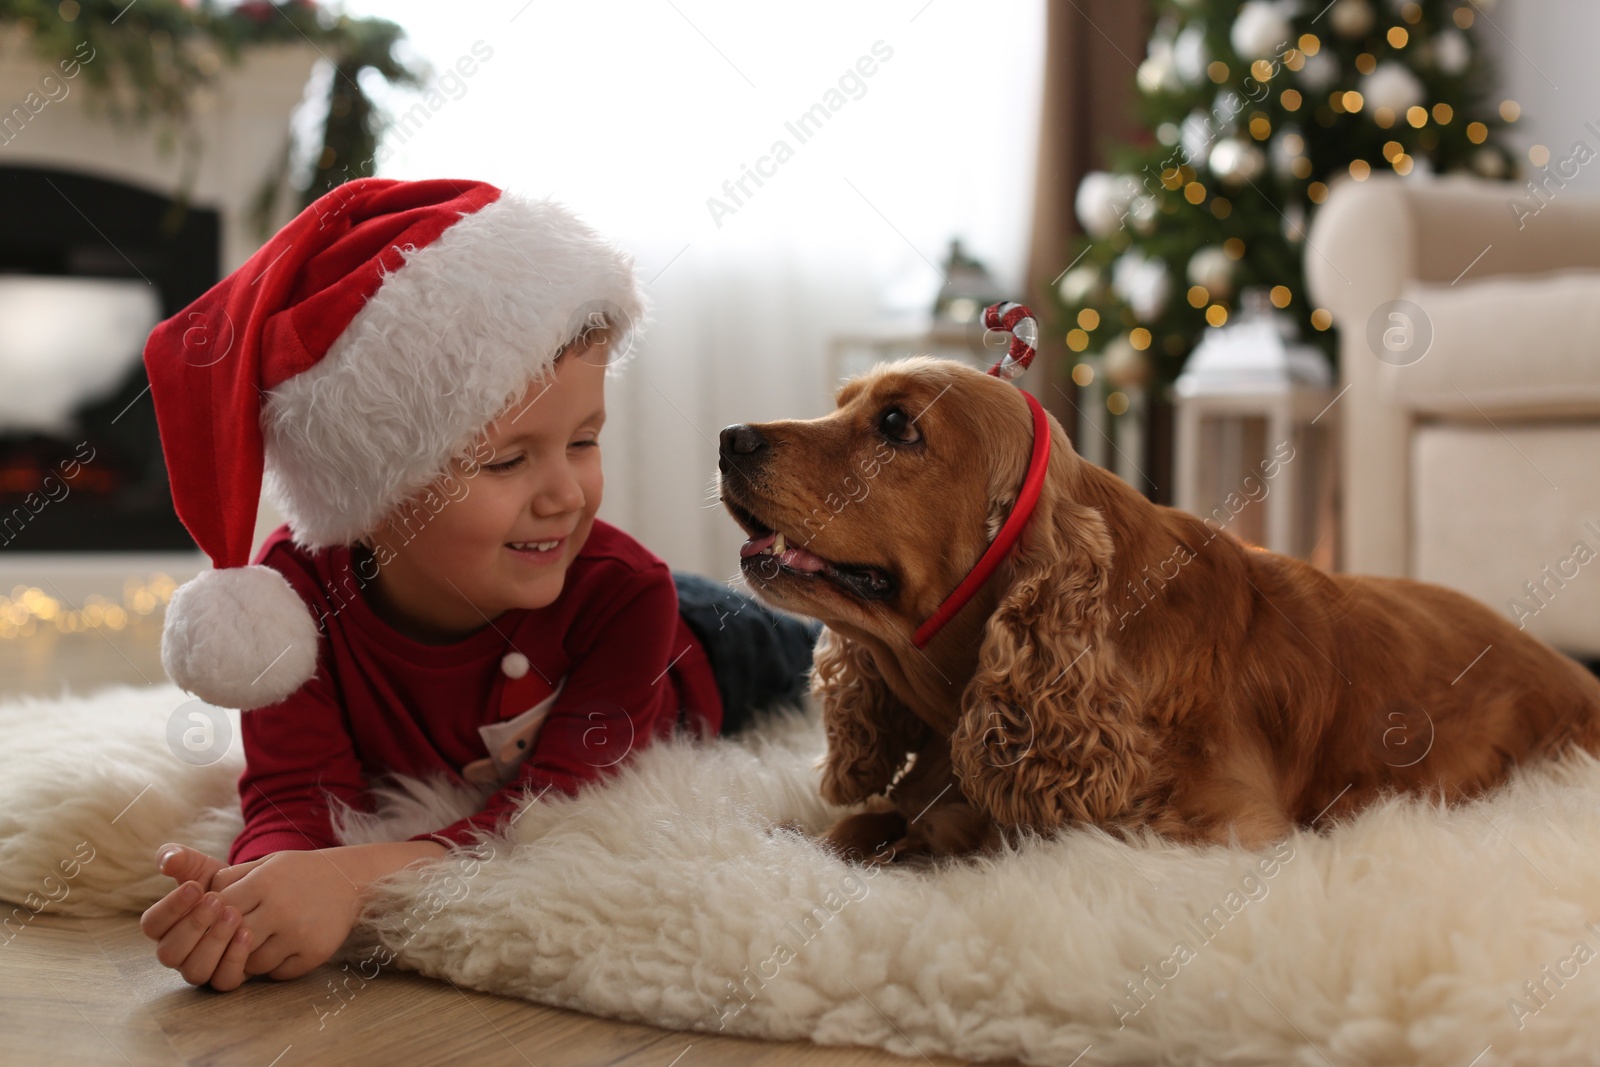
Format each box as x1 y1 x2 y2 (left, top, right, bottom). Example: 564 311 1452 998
0 38 318 599
0 37 319 272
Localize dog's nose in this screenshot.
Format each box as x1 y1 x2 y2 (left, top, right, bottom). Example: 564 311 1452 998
719 424 767 460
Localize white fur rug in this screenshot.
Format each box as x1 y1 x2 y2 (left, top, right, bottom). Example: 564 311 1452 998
5 684 1600 1065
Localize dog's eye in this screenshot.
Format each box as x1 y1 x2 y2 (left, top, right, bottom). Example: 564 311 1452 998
878 407 921 444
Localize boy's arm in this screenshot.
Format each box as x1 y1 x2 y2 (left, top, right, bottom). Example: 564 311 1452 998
325 840 450 887
233 666 372 864
407 564 691 849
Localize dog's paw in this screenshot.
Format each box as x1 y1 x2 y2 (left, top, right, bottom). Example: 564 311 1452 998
820 807 909 865
873 801 1003 866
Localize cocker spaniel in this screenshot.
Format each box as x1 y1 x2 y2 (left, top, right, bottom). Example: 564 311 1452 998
718 355 1600 863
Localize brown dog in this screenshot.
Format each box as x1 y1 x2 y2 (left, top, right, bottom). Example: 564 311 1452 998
718 356 1600 863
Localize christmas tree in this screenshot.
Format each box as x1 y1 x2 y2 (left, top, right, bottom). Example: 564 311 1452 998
1054 0 1518 407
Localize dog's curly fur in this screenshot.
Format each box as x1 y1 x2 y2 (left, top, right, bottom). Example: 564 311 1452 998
720 356 1600 862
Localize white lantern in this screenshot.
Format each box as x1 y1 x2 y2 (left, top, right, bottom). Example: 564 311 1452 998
1173 290 1337 563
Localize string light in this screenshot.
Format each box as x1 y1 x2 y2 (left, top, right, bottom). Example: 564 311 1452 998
0 575 176 640
1072 362 1095 386
1077 308 1101 330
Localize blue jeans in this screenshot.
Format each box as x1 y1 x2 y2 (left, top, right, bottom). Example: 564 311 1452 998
674 571 822 734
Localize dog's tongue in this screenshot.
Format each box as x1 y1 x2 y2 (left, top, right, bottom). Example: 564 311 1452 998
739 531 776 558
738 532 831 573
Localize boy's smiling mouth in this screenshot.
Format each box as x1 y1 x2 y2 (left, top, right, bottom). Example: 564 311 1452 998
506 537 566 562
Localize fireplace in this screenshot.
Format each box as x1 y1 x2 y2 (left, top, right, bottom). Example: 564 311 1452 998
0 164 218 553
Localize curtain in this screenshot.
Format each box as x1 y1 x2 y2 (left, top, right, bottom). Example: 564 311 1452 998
241 1 1171 573
1025 0 1154 442
335 0 1051 578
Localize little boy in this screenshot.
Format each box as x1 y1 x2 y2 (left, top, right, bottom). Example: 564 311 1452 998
136 179 818 991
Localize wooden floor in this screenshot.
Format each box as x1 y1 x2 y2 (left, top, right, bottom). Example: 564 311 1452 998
0 622 989 1066
1 912 977 1067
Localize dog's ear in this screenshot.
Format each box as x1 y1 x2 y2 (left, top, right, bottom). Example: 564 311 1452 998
811 625 931 805
950 457 1155 831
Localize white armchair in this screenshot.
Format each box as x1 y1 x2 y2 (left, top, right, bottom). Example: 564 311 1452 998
1307 174 1600 660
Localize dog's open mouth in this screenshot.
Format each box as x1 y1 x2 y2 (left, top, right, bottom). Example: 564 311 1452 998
725 499 895 601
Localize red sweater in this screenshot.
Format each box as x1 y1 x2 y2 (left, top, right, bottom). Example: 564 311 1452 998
228 520 723 863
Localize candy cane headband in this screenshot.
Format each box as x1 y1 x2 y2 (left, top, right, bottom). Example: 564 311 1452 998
912 303 1052 648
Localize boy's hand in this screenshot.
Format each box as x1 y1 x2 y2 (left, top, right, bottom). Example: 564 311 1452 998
140 843 253 990
206 849 367 984
142 840 446 992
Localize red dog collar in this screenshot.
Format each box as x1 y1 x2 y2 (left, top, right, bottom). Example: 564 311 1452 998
912 387 1051 648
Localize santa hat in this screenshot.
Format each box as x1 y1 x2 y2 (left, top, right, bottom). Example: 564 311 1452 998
143 177 646 710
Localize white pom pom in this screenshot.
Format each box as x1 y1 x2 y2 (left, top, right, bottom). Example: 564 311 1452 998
1433 31 1470 76
1112 252 1172 321
1057 263 1102 306
1230 1 1292 61
1297 51 1339 93
1137 39 1179 95
1208 137 1266 185
1328 0 1374 39
1361 62 1426 115
1187 246 1236 298
1172 23 1209 85
1075 172 1138 239
161 566 319 711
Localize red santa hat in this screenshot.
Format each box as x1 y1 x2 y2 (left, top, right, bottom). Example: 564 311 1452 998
142 177 646 710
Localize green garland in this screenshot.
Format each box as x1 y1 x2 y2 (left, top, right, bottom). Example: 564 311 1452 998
0 0 425 236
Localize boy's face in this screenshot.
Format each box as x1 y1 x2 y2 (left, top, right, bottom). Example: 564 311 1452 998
367 337 608 640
